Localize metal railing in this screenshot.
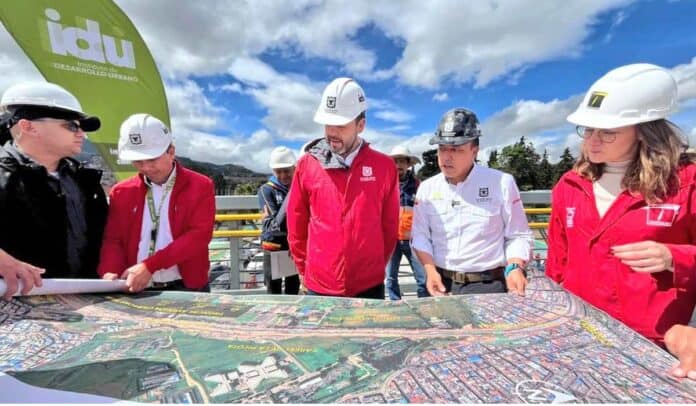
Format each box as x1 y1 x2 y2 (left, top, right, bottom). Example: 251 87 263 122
211 191 552 290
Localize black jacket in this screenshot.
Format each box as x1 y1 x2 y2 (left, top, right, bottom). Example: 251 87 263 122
257 176 290 250
0 145 108 278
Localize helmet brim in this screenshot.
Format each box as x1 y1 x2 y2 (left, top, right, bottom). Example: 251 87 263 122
566 111 647 129
118 144 169 162
313 108 360 126
429 134 476 146
78 116 101 132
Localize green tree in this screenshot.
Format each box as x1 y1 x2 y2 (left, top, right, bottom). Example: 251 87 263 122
212 173 226 195
553 147 576 185
417 149 440 180
487 149 500 169
234 182 258 195
497 136 541 191
537 150 554 189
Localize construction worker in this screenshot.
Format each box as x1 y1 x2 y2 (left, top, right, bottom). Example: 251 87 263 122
386 145 428 299
287 77 399 299
546 63 696 347
258 146 300 294
0 82 107 299
98 114 215 293
412 108 533 296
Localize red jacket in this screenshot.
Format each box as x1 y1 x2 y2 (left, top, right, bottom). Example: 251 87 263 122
97 163 215 289
287 139 399 297
546 164 696 345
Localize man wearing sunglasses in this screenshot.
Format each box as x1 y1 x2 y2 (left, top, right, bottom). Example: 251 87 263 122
0 81 108 299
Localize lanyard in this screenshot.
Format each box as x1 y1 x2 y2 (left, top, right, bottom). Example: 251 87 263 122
146 171 177 256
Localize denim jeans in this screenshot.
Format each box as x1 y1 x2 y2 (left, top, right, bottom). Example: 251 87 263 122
385 240 428 300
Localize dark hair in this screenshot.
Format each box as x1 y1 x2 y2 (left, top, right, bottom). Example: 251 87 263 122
355 111 366 123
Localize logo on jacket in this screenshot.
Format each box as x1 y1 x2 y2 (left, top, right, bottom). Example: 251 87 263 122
326 96 336 109
475 186 491 203
566 207 576 228
644 204 679 227
360 166 375 182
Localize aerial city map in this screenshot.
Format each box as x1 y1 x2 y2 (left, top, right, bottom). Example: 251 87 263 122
0 272 695 403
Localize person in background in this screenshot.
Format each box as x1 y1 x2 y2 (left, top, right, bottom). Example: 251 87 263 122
258 146 300 294
0 82 107 299
287 77 399 299
385 145 428 300
98 114 215 293
546 63 696 348
412 108 532 296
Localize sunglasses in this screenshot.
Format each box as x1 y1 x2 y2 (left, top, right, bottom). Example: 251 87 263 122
33 118 82 133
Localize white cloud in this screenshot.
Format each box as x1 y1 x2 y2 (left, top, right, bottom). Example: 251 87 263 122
373 109 413 123
115 0 631 89
432 92 448 101
0 29 43 92
481 95 583 151
671 56 696 103
175 128 276 173
381 1 632 88
166 79 226 132
603 9 628 43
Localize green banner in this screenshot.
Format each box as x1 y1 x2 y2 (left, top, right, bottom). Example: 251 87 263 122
0 0 169 182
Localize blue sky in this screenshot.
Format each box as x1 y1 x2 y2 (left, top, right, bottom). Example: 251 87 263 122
1 0 695 173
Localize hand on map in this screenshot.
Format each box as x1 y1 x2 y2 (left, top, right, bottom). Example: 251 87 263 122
611 241 674 273
426 270 448 296
0 249 44 300
505 269 527 296
665 324 696 380
124 263 152 293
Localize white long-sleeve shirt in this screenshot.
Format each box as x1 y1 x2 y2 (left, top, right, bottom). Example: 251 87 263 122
411 165 532 273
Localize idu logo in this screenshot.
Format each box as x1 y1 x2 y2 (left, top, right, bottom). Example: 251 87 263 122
45 8 135 69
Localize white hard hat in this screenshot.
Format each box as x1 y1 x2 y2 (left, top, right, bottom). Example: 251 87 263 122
269 146 297 169
118 113 173 161
389 145 421 165
313 77 367 126
0 81 100 131
567 63 678 129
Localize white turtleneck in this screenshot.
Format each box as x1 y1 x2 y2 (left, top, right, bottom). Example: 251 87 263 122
593 160 631 218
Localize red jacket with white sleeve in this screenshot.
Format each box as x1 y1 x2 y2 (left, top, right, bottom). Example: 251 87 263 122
546 163 696 345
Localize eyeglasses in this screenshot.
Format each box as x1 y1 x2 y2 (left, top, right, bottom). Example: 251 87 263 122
33 118 82 133
576 125 618 143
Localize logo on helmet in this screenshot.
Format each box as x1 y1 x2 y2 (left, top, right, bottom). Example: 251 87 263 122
326 96 336 109
588 91 607 108
358 94 365 103
443 119 455 133
129 133 142 145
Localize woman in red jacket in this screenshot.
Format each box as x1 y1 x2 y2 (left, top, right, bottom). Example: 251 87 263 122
546 63 696 348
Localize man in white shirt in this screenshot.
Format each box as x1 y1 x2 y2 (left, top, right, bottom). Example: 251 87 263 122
411 108 532 296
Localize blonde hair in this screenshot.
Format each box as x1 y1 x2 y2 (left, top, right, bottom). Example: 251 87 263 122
573 120 695 204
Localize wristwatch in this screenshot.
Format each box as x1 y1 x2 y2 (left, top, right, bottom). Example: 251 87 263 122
504 263 522 278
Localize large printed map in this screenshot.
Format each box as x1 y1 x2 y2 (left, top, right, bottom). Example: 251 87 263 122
1 272 695 403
